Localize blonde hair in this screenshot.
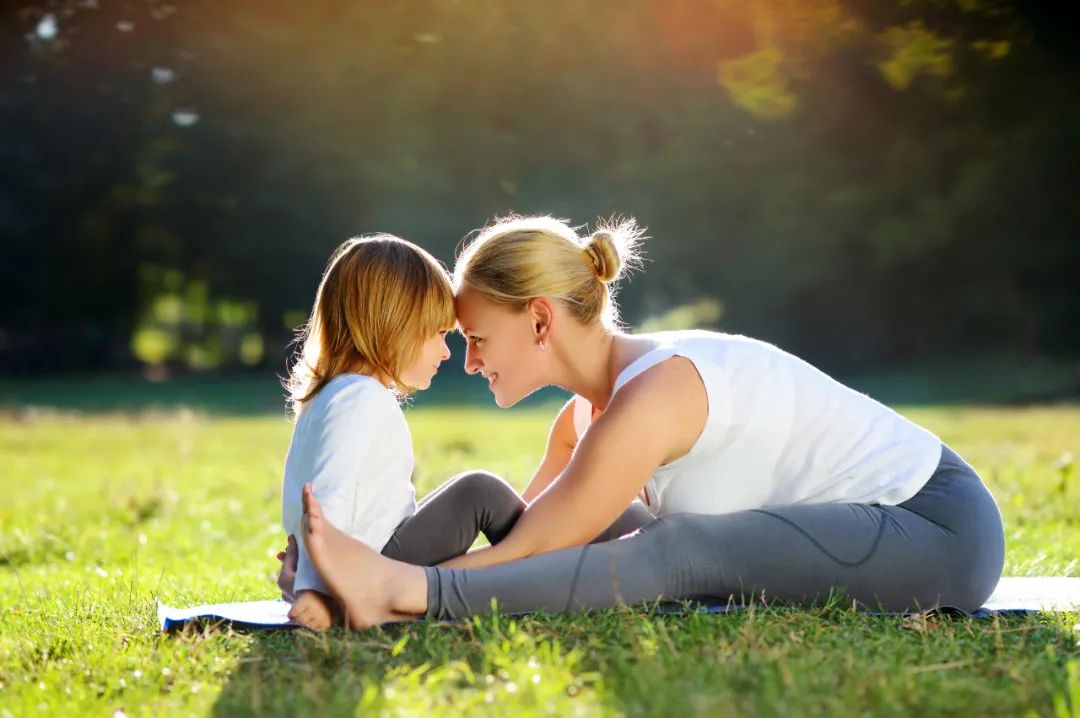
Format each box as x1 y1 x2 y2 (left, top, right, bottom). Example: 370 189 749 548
454 215 645 327
286 234 455 413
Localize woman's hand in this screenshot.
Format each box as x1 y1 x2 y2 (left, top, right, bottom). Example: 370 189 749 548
276 534 298 602
287 589 335 631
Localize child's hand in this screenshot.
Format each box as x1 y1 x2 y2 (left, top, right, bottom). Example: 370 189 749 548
288 590 335 631
276 535 298 602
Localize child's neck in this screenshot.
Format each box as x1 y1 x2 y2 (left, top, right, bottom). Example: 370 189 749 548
346 361 392 390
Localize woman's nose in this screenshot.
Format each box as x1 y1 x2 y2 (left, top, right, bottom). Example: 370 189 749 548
464 343 481 375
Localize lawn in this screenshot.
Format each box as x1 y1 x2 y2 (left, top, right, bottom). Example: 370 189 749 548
1 403 1078 717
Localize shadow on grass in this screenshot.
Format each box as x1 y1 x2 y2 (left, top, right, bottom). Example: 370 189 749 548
205 601 1080 717
207 614 619 717
208 627 394 716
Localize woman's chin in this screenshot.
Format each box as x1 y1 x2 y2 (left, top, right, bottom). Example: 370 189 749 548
491 384 529 409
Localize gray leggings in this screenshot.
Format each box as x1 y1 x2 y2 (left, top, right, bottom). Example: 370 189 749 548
381 470 654 566
423 445 1006 616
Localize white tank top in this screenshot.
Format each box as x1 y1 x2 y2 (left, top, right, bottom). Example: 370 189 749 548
572 330 942 516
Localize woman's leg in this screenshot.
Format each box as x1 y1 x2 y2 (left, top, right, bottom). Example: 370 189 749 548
424 446 1005 618
298 484 658 628
300 483 427 628
304 446 1003 627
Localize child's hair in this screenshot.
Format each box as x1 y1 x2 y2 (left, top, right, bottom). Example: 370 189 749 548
454 215 645 327
286 234 455 413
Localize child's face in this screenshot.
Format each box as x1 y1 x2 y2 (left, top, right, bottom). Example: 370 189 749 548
402 330 451 391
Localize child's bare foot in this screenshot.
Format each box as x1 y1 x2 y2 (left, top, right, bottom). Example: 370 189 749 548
300 483 427 629
287 589 335 631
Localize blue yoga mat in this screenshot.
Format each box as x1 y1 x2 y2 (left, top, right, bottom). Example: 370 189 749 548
158 576 1080 631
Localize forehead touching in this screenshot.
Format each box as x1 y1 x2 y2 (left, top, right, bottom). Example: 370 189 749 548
454 285 516 334
454 286 484 334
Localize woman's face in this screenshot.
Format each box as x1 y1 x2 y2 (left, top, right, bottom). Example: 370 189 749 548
400 330 451 391
455 285 544 408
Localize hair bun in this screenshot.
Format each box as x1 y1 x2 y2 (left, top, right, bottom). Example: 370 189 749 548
584 231 622 283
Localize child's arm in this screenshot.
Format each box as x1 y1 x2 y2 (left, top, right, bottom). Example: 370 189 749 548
290 383 379 596
287 589 338 630
521 398 578 502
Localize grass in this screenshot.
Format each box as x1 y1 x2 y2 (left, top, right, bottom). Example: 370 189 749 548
0 403 1078 716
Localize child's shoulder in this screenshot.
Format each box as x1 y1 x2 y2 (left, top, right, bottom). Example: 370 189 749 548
311 373 399 418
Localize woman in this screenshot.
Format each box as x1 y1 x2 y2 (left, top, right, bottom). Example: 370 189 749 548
295 215 1005 629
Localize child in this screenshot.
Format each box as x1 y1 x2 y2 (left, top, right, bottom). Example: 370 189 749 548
280 235 529 630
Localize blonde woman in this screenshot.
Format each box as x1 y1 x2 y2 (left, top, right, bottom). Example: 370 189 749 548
296 217 1005 629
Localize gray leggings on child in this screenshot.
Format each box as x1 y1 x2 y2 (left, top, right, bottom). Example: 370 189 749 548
381 471 654 566
421 444 1006 616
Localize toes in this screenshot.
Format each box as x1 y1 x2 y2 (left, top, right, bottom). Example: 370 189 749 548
301 483 312 515
301 484 324 525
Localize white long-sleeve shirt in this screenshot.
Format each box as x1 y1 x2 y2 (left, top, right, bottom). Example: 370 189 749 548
281 373 416 595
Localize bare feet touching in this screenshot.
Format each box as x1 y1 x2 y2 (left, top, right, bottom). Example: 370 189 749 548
300 482 428 629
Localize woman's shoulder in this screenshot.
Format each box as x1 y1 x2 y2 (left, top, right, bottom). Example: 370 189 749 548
634 328 753 347
632 330 792 367
612 330 729 391
611 331 736 425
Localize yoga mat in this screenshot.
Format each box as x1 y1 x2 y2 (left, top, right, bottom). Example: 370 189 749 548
159 599 295 631
158 576 1080 632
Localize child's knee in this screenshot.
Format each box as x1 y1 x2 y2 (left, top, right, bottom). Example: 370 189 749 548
448 470 521 508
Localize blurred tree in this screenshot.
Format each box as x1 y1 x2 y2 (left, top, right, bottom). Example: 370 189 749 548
0 0 1076 376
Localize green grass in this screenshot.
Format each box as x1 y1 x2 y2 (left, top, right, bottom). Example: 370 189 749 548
1 404 1078 717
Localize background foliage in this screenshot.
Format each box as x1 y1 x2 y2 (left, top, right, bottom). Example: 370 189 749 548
2 0 1077 383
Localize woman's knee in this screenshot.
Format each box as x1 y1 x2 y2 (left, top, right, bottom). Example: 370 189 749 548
617 513 734 598
634 513 722 561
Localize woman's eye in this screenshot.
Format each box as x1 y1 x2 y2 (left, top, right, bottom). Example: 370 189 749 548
470 336 484 346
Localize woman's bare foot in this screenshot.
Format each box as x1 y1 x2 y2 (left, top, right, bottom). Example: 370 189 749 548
300 483 428 629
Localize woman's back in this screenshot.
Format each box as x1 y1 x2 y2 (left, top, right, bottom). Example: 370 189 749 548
575 330 942 516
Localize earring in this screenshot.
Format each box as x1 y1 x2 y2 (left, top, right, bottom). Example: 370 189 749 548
538 339 546 352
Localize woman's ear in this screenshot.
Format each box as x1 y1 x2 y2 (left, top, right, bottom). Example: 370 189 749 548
527 297 554 338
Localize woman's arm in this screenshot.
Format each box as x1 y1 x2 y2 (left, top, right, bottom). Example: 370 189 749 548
520 398 578 503
439 356 707 570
